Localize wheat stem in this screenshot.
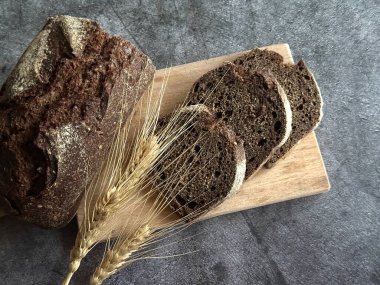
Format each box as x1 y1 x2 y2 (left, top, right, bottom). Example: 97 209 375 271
62 136 160 285
90 225 152 285
63 69 193 285
84 106 217 284
64 66 224 284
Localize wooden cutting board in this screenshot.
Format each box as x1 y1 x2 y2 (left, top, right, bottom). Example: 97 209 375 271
77 43 330 236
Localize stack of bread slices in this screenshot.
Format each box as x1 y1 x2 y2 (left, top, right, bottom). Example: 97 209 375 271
157 48 323 217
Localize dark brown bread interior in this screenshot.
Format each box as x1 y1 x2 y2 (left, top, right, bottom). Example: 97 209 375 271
0 16 155 228
155 105 245 218
235 48 322 166
187 67 290 179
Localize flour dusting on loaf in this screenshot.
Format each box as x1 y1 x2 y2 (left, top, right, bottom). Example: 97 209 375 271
0 15 155 228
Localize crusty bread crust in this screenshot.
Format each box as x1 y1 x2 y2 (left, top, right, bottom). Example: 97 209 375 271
308 67 324 129
228 146 246 197
0 16 155 228
247 78 292 179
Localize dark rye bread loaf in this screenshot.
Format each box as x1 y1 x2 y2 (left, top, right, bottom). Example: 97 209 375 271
234 48 323 167
155 105 246 218
0 16 155 228
187 67 292 179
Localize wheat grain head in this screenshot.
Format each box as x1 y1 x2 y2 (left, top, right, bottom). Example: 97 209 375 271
88 110 226 284
62 67 196 284
61 68 164 285
90 224 151 285
63 65 235 285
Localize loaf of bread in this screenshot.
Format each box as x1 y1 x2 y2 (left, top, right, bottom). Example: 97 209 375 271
155 105 246 217
0 16 155 228
234 49 323 167
187 68 292 179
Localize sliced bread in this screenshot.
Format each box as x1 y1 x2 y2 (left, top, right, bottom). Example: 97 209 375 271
187 67 292 179
155 104 246 218
234 48 323 167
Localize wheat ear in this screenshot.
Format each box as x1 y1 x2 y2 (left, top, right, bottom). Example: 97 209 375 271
90 224 151 285
86 66 241 284
62 68 176 285
88 120 221 285
61 135 159 285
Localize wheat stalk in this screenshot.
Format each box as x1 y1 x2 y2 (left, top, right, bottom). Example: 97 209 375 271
62 67 197 285
62 65 233 285
88 123 221 285
87 89 234 285
90 224 152 285
61 135 160 285
87 138 203 285
89 194 217 285
61 68 162 285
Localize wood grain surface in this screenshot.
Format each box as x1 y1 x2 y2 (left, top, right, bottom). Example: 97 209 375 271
77 43 330 238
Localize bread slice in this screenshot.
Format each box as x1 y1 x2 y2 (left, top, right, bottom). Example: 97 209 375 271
155 105 246 218
187 67 292 179
234 48 323 167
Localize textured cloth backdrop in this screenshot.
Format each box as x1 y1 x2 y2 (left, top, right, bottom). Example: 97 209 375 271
0 1 379 284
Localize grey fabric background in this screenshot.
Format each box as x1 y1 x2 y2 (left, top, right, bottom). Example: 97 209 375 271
0 1 379 284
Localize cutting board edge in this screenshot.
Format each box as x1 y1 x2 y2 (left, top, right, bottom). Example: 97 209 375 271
201 183 329 222
311 132 331 191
